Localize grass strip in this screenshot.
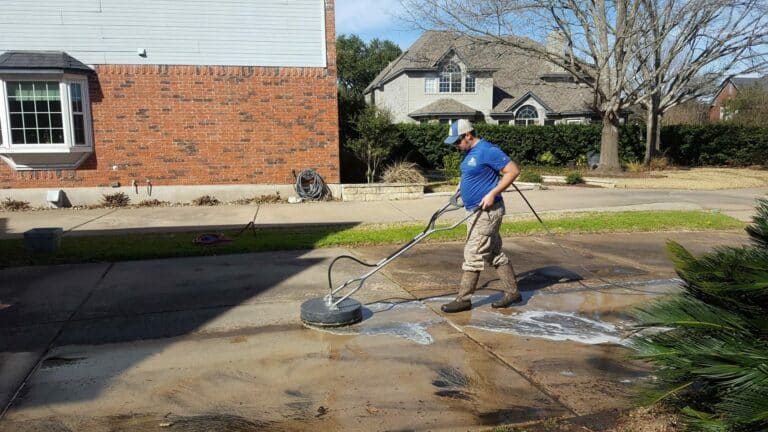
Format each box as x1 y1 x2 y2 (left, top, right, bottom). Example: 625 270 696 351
0 210 744 267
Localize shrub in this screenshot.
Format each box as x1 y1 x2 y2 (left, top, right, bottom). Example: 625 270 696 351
192 195 220 206
1 197 31 211
442 152 463 185
518 171 544 183
625 161 646 173
649 157 670 171
565 172 585 184
101 192 130 207
137 199 169 207
538 151 558 165
630 198 768 431
381 161 426 184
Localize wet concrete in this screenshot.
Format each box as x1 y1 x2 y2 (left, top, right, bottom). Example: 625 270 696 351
0 230 751 430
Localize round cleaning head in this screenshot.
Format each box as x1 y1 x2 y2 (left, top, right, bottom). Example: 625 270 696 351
300 297 363 327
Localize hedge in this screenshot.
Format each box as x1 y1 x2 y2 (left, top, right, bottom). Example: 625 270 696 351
392 123 768 169
394 123 645 169
661 124 768 166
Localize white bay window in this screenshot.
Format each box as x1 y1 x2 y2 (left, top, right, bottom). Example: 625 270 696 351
0 75 93 170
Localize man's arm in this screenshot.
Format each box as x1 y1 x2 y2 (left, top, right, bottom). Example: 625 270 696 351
480 161 520 209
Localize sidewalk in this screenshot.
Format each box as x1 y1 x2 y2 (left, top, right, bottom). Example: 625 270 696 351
1 186 765 238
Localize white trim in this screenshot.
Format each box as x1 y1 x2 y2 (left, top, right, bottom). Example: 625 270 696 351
0 80 7 148
319 0 327 68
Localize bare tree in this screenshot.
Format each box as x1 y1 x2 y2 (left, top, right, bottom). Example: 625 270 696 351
399 0 648 172
634 0 768 164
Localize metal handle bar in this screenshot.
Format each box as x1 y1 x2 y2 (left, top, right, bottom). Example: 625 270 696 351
325 192 478 308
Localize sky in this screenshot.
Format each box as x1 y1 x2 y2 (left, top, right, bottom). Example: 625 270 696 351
335 0 422 49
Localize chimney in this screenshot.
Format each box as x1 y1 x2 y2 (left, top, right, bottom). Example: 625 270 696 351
546 30 567 74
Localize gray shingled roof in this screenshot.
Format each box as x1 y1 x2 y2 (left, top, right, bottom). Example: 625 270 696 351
366 31 595 116
732 76 768 91
0 51 92 73
409 98 482 117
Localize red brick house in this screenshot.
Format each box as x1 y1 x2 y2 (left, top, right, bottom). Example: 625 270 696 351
709 76 768 122
0 0 339 205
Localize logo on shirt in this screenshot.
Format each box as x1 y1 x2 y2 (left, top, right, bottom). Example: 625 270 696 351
467 157 477 167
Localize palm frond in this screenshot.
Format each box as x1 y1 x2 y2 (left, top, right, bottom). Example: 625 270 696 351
746 198 768 249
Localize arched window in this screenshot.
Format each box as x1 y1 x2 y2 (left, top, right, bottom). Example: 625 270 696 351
439 62 462 93
515 105 539 126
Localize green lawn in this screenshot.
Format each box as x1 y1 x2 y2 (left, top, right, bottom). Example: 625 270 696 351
0 210 744 267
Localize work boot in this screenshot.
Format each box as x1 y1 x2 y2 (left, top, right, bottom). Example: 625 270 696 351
441 271 479 313
492 263 522 308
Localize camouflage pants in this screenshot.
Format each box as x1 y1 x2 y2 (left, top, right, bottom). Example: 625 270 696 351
462 200 509 271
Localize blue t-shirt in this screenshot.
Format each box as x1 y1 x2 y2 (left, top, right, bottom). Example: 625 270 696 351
460 139 511 210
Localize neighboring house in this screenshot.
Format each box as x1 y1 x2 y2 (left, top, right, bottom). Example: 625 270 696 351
709 76 768 122
364 31 599 126
0 0 338 204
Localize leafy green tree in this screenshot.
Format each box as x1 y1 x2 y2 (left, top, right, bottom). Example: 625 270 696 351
336 35 402 142
630 198 768 431
337 35 402 182
346 106 399 183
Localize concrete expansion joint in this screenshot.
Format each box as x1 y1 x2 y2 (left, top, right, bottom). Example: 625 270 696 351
439 310 580 417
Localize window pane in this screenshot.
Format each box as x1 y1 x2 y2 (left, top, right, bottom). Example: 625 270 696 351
12 129 24 144
24 114 37 129
10 114 23 128
8 98 21 112
51 113 63 128
52 128 65 143
6 81 63 145
37 113 51 128
70 83 83 113
465 76 475 92
73 114 85 145
38 128 52 144
25 129 39 144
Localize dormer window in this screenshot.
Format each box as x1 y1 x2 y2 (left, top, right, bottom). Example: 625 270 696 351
439 61 462 93
425 61 476 94
0 51 93 170
515 105 539 126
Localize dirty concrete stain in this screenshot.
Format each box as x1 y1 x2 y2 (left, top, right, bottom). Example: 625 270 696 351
40 355 87 369
468 310 626 345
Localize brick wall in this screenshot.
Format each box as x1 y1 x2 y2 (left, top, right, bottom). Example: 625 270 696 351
709 81 736 122
0 1 339 189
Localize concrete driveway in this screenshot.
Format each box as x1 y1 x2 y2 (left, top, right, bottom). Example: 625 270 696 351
0 230 749 431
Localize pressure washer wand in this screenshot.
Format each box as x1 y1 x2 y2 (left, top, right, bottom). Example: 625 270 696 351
325 193 478 308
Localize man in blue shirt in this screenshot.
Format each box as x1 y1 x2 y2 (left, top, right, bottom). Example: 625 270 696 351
441 119 523 313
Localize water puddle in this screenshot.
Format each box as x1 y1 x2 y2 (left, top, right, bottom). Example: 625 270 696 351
467 310 627 345
314 301 442 345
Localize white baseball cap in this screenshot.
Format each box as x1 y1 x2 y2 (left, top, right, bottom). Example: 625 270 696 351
444 119 474 145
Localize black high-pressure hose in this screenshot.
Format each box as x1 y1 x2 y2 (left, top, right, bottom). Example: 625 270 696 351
510 183 672 295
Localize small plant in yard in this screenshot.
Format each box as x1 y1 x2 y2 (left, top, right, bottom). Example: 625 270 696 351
630 198 768 432
101 192 130 207
1 197 31 211
381 161 426 184
538 151 558 165
625 161 646 173
442 152 462 185
137 199 169 207
518 171 544 183
192 195 220 206
649 157 670 171
565 172 585 184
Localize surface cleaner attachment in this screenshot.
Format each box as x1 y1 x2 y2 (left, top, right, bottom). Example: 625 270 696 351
300 193 477 327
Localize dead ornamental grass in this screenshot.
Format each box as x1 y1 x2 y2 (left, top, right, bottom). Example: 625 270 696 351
611 168 768 189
